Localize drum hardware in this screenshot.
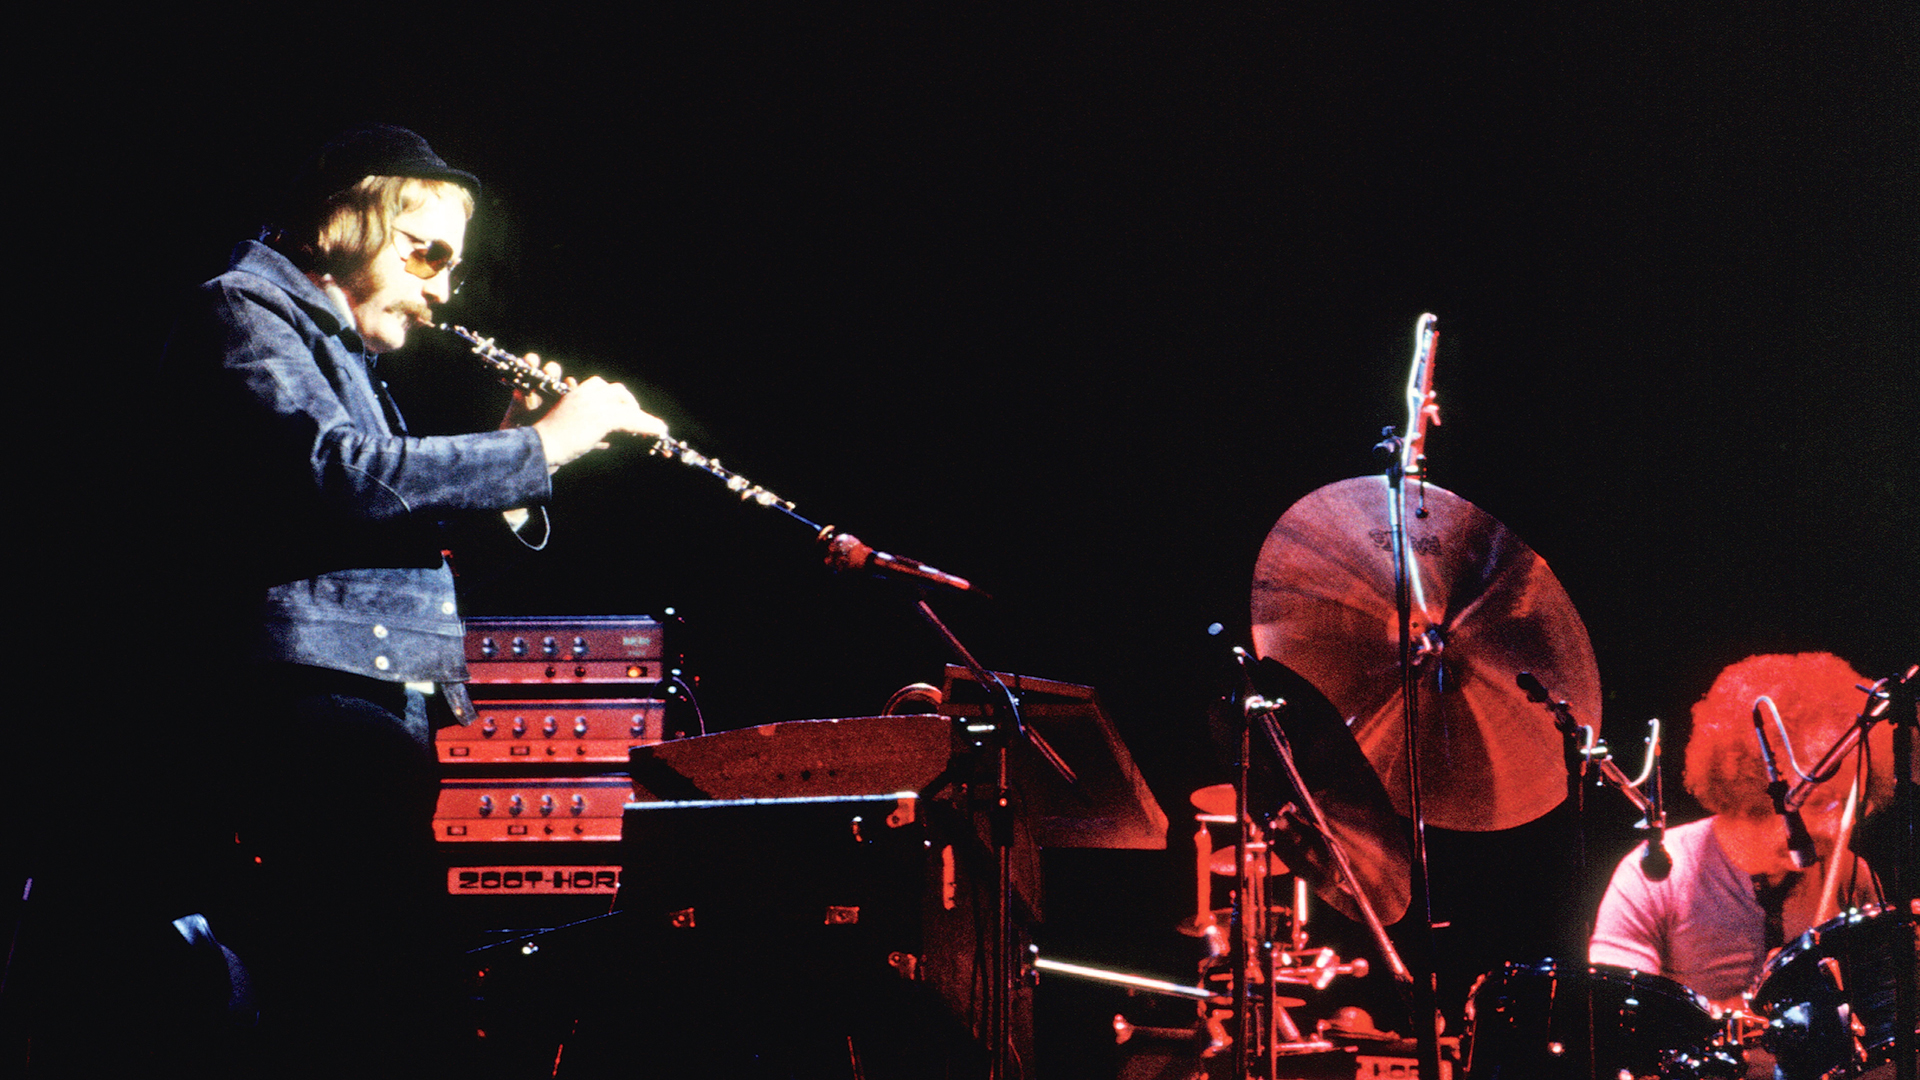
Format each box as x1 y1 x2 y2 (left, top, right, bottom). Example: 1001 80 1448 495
1748 665 1918 1079
1462 960 1744 1079
1177 652 1408 1077
1249 314 1610 1079
1221 653 1414 931
1194 931 1338 1060
1111 1014 1217 1047
1748 903 1920 1080
1513 675 1706 1080
1267 948 1369 992
1753 696 1823 870
1516 673 1671 875
1383 314 1447 1080
1209 845 1290 879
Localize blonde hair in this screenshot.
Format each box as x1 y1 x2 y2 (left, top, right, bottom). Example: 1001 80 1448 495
1683 652 1894 819
282 175 474 277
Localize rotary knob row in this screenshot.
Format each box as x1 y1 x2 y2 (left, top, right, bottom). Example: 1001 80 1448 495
477 635 593 659
476 793 588 817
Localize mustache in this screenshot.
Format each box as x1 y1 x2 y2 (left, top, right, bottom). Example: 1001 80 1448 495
394 299 434 327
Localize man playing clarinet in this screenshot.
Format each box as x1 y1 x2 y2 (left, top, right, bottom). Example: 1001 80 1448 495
157 125 664 1078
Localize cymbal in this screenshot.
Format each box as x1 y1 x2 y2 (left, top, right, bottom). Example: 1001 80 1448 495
1210 845 1289 877
1229 657 1413 926
1190 783 1236 817
1251 477 1597 832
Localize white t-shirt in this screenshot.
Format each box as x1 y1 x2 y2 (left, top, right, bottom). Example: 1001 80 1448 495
1589 817 1778 1003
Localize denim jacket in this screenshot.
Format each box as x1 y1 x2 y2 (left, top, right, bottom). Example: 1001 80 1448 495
164 241 552 684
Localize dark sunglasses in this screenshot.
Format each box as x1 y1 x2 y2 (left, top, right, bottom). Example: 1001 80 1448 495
393 226 467 293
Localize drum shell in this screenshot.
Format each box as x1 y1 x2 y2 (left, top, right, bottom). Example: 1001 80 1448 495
1463 959 1741 1079
1750 905 1919 1080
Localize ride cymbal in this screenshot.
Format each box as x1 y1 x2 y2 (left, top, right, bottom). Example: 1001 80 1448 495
1251 477 1597 832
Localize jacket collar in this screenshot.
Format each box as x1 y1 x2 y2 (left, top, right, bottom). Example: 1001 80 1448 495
228 240 364 349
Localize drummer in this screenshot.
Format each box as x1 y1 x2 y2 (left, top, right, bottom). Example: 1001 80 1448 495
1589 652 1895 1012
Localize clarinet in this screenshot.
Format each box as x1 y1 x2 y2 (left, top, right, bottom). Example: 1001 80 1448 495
439 324 821 530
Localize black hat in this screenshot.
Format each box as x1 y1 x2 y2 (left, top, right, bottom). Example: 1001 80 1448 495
288 124 481 211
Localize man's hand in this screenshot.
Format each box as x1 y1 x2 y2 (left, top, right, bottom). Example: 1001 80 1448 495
499 353 566 429
500 352 669 471
531 378 669 470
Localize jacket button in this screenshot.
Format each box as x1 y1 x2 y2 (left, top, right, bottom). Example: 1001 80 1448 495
374 655 391 671
442 601 456 615
372 624 389 638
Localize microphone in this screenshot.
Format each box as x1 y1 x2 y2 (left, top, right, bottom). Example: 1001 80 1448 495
822 530 981 595
1782 806 1819 871
1751 699 1818 870
1640 722 1671 881
1641 830 1673 880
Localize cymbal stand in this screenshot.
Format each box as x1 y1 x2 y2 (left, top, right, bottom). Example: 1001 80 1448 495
1228 673 1257 1080
1249 701 1413 997
1374 442 1444 1080
1216 804 1333 1078
1217 662 1294 1079
1887 666 1915 1080
1223 653 1406 1077
1518 671 1600 1080
1518 672 1675 1080
1375 313 1445 1080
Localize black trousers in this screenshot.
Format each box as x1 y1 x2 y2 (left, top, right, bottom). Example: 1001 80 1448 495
231 664 453 1080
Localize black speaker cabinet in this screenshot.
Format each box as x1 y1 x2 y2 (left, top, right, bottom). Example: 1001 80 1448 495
467 794 996 1079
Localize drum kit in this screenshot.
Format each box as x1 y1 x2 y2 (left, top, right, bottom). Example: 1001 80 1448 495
1076 317 1918 1080
1152 465 1918 1080
1456 902 1920 1080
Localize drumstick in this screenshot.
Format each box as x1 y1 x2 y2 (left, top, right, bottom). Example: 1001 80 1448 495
1813 775 1861 925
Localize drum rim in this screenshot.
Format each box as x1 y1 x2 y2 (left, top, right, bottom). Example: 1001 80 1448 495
1476 957 1717 1017
1754 901 1915 1001
1464 957 1738 1078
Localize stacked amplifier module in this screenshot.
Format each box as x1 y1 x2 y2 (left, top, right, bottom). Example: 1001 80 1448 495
432 615 684 930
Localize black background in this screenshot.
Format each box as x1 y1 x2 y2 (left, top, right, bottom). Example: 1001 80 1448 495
33 3 1919 1075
